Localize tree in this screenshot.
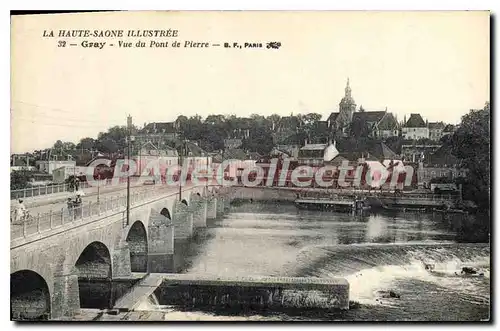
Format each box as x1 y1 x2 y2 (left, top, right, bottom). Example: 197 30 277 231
53 140 64 150
11 170 34 190
250 113 265 123
242 126 274 155
449 103 490 207
446 102 490 242
76 137 96 151
183 115 204 141
301 113 322 126
205 114 226 126
96 138 119 153
385 136 403 155
96 125 138 153
349 116 370 138
267 114 281 130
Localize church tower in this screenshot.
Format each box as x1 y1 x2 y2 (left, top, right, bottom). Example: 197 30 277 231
338 78 356 128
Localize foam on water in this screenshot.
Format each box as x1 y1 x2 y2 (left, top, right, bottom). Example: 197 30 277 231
135 294 160 311
321 247 490 305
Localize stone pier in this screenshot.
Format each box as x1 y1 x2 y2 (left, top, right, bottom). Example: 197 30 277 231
172 201 194 240
112 244 133 278
51 273 80 319
147 214 175 273
206 196 217 219
192 198 207 229
216 197 225 217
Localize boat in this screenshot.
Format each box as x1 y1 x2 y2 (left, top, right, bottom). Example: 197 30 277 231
294 195 369 213
381 205 428 212
433 208 467 214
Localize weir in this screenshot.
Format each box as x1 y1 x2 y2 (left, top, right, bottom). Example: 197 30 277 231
114 274 349 311
113 274 164 311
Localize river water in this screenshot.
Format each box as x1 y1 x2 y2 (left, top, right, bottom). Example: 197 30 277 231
146 202 490 321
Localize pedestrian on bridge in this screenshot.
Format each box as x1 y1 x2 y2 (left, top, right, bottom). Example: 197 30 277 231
13 199 27 224
67 197 74 219
74 194 83 218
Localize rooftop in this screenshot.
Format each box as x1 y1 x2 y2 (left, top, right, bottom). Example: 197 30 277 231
140 122 177 134
300 143 327 151
405 114 426 128
352 111 386 123
428 122 445 130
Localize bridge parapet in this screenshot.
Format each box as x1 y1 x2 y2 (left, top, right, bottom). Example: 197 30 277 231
11 185 209 243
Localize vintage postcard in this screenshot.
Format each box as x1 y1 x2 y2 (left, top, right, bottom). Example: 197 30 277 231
10 11 490 322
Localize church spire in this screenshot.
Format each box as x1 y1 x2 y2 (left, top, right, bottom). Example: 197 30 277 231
345 77 351 98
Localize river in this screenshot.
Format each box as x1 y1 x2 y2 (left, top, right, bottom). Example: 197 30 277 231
143 202 490 321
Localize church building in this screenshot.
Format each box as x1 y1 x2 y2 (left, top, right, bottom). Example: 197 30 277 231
326 79 399 139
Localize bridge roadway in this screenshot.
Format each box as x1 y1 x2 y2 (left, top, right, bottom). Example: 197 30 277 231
10 182 201 241
16 183 187 218
12 180 185 216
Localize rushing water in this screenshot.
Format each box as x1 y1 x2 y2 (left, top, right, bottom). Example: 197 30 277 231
153 202 490 321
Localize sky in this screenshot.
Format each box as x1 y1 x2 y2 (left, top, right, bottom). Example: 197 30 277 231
11 11 490 153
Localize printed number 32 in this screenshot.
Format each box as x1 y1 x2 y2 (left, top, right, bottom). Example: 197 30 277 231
58 41 66 47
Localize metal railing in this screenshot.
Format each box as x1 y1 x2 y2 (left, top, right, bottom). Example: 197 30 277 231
10 184 188 241
298 192 356 201
11 183 71 200
244 185 457 201
373 192 458 201
10 179 118 201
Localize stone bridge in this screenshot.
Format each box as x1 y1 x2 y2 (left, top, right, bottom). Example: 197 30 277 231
10 184 233 320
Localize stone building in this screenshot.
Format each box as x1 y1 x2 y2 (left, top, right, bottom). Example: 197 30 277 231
327 78 356 136
297 141 339 167
401 143 441 163
326 79 398 138
428 122 446 141
135 122 180 146
402 114 429 140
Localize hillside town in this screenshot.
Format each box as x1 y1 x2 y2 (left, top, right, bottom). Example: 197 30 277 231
11 79 481 193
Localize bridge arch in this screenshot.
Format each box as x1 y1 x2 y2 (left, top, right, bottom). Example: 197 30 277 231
126 221 148 272
160 207 171 220
74 241 112 309
181 199 189 206
11 270 51 320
